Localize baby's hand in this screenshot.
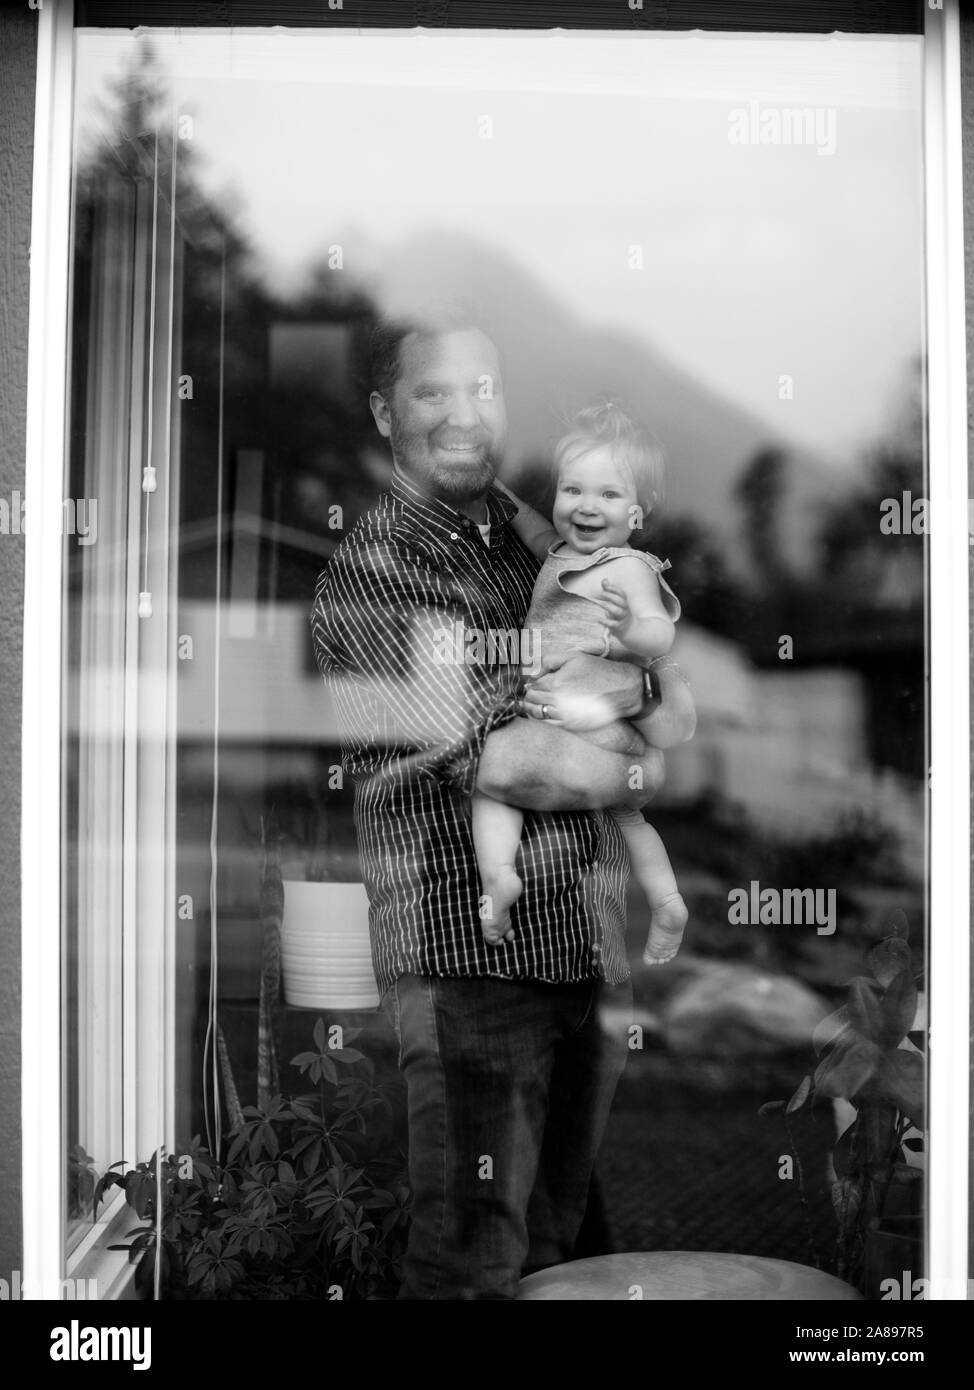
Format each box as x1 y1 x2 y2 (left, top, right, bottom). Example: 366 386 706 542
598 579 632 634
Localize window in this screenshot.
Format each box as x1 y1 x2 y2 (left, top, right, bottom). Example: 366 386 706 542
21 3 969 1302
61 66 185 1277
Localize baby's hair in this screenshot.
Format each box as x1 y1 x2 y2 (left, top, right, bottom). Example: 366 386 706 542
554 400 665 513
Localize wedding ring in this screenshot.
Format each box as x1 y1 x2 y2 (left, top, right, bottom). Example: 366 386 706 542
541 704 550 720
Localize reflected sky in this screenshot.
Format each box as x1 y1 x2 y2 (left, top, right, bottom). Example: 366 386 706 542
75 29 923 465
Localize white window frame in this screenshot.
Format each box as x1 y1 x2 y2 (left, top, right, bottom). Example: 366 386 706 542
22 0 76 1300
922 0 970 1301
23 0 181 1300
21 0 971 1299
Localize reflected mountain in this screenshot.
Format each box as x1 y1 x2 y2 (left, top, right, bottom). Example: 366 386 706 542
363 227 841 568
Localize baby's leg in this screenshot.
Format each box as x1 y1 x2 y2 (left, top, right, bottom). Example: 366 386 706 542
470 790 525 946
610 806 688 966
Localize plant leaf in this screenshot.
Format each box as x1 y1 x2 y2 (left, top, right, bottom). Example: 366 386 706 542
290 1052 319 1073
814 1037 881 1099
877 1049 925 1128
812 1005 851 1058
785 1075 812 1115
831 1120 858 1179
846 978 883 1041
757 1100 785 1117
867 937 911 988
878 966 918 1049
227 1133 248 1165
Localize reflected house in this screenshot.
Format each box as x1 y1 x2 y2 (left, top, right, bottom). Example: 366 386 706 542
667 622 924 877
168 589 924 885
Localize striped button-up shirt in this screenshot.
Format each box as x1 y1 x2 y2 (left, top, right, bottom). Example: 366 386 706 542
309 466 630 998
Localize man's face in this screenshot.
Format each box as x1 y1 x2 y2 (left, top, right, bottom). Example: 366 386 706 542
370 329 508 504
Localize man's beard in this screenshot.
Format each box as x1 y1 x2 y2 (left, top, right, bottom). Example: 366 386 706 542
391 420 501 503
426 454 498 501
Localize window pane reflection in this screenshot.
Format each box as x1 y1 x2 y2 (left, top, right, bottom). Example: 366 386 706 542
67 27 927 1299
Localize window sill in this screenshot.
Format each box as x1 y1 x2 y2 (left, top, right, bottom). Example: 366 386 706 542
67 1193 140 1301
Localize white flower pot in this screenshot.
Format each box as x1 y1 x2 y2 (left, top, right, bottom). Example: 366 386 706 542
280 879 379 1010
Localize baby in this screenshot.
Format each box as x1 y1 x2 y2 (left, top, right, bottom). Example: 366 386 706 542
472 401 688 967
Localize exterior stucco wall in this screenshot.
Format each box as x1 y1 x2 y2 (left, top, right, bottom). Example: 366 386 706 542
0 8 37 1279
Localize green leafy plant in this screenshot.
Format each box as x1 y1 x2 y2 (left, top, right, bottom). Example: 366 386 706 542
95 1020 410 1300
762 909 924 1290
68 1144 99 1220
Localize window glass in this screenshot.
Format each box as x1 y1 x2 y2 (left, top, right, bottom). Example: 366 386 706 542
67 27 927 1300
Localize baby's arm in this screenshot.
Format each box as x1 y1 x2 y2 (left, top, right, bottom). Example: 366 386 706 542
598 557 675 663
493 479 559 560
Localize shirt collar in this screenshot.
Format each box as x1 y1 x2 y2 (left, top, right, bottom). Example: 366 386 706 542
389 465 518 545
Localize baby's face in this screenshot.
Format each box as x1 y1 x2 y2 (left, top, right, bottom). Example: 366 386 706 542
552 444 641 553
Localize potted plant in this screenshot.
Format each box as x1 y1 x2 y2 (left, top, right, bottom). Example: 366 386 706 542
762 909 924 1297
94 1020 410 1299
277 787 379 1012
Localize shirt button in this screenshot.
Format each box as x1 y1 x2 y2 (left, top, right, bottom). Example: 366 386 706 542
449 532 459 541
592 942 602 959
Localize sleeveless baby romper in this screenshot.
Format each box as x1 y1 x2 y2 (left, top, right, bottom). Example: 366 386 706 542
521 542 681 684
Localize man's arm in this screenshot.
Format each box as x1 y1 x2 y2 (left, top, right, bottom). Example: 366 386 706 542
637 659 697 749
311 544 518 796
521 650 697 748
476 719 665 812
482 648 695 808
313 545 668 810
477 652 667 812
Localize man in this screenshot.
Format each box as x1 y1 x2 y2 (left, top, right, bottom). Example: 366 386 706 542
310 313 695 1299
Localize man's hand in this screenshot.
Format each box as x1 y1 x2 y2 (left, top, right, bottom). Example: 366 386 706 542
520 653 644 732
476 716 664 812
636 660 697 749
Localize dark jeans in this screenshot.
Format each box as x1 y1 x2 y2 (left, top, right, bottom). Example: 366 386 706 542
382 972 633 1300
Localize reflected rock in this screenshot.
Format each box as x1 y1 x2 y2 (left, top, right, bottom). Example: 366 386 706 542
659 960 830 1058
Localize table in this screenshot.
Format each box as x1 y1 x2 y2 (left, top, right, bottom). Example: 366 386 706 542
517 1251 864 1300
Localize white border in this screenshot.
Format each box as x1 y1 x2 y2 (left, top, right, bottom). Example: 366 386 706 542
21 0 75 1301
21 3 971 1301
924 0 970 1302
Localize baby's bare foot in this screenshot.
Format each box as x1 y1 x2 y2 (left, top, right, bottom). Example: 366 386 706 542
479 866 522 946
643 892 688 966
